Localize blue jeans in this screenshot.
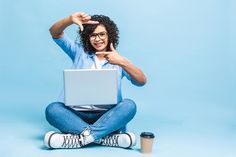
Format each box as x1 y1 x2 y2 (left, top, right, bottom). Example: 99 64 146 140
45 99 137 140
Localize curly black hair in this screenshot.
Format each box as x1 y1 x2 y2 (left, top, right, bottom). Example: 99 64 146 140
79 15 119 54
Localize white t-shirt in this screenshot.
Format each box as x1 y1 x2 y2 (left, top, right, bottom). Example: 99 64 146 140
91 55 106 69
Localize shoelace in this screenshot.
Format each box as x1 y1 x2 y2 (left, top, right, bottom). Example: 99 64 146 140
100 134 119 147
61 134 84 148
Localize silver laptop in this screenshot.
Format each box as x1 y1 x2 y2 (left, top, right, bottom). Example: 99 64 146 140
64 69 118 106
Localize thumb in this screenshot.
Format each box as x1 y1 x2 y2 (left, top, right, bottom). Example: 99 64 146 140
78 23 84 31
74 20 84 31
110 43 115 51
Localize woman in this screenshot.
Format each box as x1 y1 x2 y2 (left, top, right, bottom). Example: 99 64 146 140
44 12 146 149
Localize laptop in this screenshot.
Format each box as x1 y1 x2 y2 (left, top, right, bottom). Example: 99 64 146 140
63 69 118 106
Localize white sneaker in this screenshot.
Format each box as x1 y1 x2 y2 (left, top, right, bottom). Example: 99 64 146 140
95 132 136 148
44 129 94 149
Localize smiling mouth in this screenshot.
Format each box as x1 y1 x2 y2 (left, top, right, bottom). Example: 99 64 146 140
94 42 104 47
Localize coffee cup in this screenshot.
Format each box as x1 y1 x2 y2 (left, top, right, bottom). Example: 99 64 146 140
140 132 155 154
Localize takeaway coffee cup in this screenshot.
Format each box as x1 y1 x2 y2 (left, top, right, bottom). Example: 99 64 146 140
140 132 155 154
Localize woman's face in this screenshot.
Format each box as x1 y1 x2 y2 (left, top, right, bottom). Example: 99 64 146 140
89 25 108 52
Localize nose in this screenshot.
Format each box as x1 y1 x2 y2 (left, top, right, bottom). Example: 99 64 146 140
94 35 101 41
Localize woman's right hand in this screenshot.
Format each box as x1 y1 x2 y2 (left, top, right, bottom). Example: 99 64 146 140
70 12 99 31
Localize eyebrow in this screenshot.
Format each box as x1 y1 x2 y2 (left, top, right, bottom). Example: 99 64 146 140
91 31 107 34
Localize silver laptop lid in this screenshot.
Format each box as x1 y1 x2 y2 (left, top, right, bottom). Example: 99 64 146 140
64 69 118 106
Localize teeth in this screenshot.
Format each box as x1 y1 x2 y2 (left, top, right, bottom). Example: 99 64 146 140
96 43 103 47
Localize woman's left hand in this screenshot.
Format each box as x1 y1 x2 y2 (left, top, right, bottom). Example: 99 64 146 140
97 43 147 86
96 43 125 65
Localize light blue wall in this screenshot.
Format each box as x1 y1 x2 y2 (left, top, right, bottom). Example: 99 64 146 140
0 0 235 126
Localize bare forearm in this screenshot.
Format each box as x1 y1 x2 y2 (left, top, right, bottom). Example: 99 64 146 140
120 58 147 86
49 16 73 38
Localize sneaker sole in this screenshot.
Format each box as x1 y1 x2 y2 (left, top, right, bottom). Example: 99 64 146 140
44 131 57 148
124 132 136 148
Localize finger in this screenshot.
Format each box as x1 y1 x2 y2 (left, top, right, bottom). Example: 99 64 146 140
83 20 99 24
77 12 86 19
79 12 86 17
110 43 115 51
74 21 84 31
81 17 89 21
81 14 88 18
73 18 85 31
82 15 91 20
96 52 110 55
79 24 84 31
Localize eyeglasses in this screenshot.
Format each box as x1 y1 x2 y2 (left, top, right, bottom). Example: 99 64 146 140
89 31 107 40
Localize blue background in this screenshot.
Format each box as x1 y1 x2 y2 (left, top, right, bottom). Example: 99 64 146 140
0 0 235 157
